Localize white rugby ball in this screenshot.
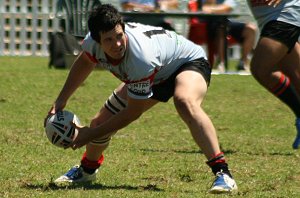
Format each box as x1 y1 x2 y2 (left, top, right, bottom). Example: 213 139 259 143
45 110 80 148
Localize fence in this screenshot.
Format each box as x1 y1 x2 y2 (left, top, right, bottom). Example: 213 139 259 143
0 0 60 56
0 0 251 59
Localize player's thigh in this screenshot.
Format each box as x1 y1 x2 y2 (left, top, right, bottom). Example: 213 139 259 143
174 70 207 103
251 37 288 74
251 20 300 76
280 43 300 83
280 42 300 71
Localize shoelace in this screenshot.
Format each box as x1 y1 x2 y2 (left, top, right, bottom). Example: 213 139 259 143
66 166 81 178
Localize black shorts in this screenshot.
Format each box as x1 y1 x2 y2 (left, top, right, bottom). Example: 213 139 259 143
206 20 246 43
260 20 300 53
228 21 246 43
151 58 211 102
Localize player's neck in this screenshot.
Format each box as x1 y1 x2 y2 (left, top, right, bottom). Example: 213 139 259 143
105 54 124 66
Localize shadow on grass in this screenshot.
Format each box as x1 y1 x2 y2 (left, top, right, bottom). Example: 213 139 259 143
246 150 295 156
140 147 296 157
140 148 237 155
22 182 164 192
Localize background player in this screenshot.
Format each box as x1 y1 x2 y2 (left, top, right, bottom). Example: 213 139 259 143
247 0 300 149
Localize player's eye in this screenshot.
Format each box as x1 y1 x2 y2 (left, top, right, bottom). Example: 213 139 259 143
116 33 124 40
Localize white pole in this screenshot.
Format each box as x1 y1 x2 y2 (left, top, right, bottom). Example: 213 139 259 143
0 0 4 55
9 0 16 55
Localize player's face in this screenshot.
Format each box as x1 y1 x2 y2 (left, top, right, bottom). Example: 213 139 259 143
99 24 126 60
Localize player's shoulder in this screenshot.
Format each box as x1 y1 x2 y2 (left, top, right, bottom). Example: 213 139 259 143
81 32 98 53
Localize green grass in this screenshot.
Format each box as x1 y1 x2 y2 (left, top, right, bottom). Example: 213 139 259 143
1 56 300 197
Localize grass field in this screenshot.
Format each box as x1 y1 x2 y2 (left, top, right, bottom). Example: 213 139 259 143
0 56 300 197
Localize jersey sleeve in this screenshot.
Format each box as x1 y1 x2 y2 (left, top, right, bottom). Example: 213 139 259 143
81 33 98 63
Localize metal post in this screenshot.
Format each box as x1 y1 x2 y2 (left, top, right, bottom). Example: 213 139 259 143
197 0 202 10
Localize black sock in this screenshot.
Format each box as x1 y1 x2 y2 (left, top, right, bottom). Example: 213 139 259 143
206 152 232 178
271 74 300 117
210 163 232 178
80 165 97 174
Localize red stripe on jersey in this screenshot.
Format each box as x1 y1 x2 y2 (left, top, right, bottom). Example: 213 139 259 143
84 51 98 64
123 68 158 84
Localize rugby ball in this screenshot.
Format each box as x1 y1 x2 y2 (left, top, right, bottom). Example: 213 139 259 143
45 110 80 148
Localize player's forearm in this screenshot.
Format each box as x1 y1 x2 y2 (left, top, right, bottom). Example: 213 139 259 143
90 108 142 140
57 52 95 102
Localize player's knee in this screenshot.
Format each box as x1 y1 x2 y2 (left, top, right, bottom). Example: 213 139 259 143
250 63 260 79
174 95 195 114
243 24 257 41
89 91 127 146
90 136 112 146
250 62 270 82
246 23 257 33
89 118 112 146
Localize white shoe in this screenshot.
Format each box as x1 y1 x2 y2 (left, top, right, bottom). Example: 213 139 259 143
54 165 98 183
209 172 238 194
217 62 225 73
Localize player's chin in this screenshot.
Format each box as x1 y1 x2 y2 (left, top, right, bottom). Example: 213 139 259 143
112 53 124 59
112 49 125 58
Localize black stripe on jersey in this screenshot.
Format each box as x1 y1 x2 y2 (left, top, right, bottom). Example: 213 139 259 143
143 29 167 38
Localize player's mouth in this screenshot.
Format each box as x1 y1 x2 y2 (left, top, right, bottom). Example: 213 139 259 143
113 47 125 56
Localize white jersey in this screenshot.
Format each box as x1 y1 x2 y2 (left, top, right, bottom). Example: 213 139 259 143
246 0 300 29
82 23 207 99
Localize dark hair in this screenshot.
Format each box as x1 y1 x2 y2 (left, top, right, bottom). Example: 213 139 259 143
88 4 125 43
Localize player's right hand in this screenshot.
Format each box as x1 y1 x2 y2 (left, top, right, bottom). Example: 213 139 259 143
44 100 67 127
